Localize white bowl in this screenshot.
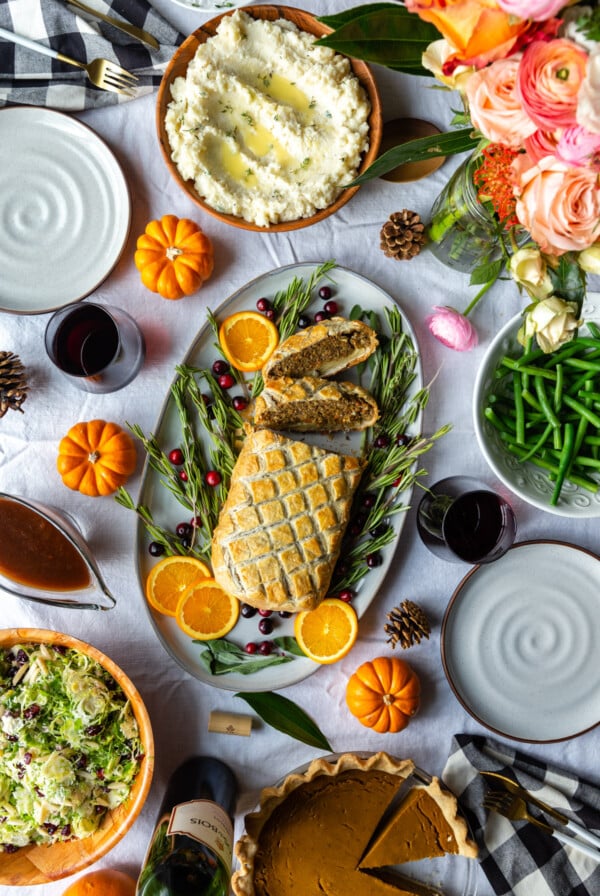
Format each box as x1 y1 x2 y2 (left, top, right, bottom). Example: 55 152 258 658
473 302 600 518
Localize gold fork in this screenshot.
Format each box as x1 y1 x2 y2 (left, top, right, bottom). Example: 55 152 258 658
0 26 138 96
483 791 600 862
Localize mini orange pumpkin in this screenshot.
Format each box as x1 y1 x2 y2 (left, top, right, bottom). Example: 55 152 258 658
57 420 137 497
346 656 421 733
134 214 214 300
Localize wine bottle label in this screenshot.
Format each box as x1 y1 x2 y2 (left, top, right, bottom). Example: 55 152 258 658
168 800 234 874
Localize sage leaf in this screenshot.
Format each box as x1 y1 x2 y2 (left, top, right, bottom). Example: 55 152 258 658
196 639 295 676
348 129 479 186
273 636 306 657
236 692 332 751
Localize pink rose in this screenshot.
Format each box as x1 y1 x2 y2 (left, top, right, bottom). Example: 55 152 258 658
556 125 600 168
514 156 600 254
466 55 537 147
517 39 588 130
496 0 567 21
426 306 478 351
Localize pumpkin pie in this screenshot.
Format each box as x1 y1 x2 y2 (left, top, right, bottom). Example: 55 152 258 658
232 752 477 896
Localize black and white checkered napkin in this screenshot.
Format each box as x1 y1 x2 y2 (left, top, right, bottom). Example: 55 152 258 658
443 734 600 896
0 0 184 110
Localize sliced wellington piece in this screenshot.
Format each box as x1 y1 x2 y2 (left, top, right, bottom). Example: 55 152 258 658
262 316 378 381
253 375 379 432
360 779 478 869
210 428 364 612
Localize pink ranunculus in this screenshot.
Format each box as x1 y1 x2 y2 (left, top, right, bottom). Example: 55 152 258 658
426 306 478 351
517 39 588 131
523 129 560 164
496 0 567 21
514 156 600 255
556 125 600 168
577 47 600 134
466 54 537 147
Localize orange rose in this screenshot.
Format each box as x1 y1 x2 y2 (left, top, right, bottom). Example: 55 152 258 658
405 0 530 70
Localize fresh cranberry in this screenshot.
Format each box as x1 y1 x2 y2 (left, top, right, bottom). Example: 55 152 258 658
396 433 411 447
256 297 271 312
176 522 192 538
245 642 258 654
297 314 312 329
319 285 332 300
279 610 292 618
218 373 236 390
314 310 329 323
392 476 403 488
258 609 273 617
362 493 377 509
205 470 221 487
374 433 390 449
366 552 383 568
212 359 230 376
258 618 273 635
232 396 248 412
179 470 188 482
190 516 203 529
264 308 276 321
149 541 165 557
259 641 273 656
241 603 257 618
324 300 339 316
349 513 367 536
23 704 40 720
370 523 389 539
339 589 354 602
168 448 184 466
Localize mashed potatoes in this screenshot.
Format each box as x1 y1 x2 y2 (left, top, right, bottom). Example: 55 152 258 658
165 11 371 227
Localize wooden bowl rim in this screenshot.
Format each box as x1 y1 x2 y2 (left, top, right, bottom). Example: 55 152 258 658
156 4 382 233
0 628 154 887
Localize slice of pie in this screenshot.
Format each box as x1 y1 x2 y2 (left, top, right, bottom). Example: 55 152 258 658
231 752 477 896
262 316 378 381
360 778 478 869
210 429 364 612
253 375 379 432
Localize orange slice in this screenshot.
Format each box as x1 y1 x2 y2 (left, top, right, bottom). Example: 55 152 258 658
218 310 279 372
176 578 240 639
145 555 211 616
294 598 359 664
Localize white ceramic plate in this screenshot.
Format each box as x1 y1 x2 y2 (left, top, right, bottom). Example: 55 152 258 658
135 263 423 692
0 107 130 314
442 540 600 742
473 296 600 517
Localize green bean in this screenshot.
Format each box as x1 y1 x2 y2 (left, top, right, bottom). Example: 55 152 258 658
535 375 560 430
502 357 557 380
554 364 564 412
587 322 600 340
551 423 575 505
513 372 525 445
562 394 600 429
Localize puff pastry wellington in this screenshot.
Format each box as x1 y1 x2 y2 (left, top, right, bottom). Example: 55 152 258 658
253 375 379 432
210 428 365 612
262 316 378 381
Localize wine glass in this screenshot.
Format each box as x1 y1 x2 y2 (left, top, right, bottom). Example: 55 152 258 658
416 475 517 564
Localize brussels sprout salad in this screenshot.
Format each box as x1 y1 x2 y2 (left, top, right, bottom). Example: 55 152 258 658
0 641 143 851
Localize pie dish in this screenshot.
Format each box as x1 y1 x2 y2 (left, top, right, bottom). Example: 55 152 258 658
211 429 365 611
232 752 477 896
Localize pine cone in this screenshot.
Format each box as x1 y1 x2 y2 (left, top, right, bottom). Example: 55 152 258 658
380 209 427 260
384 599 431 649
0 352 28 418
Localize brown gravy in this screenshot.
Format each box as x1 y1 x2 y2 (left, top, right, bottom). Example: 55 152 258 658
0 497 91 591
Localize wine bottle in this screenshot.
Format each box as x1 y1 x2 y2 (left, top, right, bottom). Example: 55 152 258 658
136 756 238 896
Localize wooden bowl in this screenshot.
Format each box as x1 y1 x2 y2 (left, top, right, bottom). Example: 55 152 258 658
156 5 382 232
0 629 154 886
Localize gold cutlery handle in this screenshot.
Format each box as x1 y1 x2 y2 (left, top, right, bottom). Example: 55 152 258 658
66 0 159 50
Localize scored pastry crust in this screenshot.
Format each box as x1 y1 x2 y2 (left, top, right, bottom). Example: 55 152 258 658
262 316 378 381
232 752 416 896
253 375 379 432
210 429 365 612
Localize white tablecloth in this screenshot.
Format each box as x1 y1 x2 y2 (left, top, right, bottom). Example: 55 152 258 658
1 2 600 894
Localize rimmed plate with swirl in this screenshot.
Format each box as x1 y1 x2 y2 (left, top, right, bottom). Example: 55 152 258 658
441 540 600 742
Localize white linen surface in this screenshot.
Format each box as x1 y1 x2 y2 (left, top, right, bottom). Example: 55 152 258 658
1 2 599 894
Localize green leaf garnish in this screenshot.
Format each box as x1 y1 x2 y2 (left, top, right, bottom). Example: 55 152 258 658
235 692 332 751
196 639 295 675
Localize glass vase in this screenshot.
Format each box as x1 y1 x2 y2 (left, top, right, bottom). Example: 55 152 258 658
427 153 502 273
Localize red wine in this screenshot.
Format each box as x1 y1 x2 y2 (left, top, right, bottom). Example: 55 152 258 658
52 304 119 376
442 490 514 563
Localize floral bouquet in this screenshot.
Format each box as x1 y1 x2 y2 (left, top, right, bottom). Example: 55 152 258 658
318 1 600 351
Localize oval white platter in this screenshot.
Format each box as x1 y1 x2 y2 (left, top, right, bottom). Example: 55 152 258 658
135 263 423 692
0 107 130 314
442 540 600 742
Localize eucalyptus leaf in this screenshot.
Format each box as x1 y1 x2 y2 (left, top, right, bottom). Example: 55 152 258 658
236 692 332 751
347 129 479 185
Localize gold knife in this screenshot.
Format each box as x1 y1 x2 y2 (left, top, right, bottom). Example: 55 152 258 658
481 770 600 850
66 0 160 51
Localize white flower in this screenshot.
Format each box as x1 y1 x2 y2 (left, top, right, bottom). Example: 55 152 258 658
422 40 474 92
578 244 600 274
520 297 581 354
577 46 600 134
509 247 554 300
